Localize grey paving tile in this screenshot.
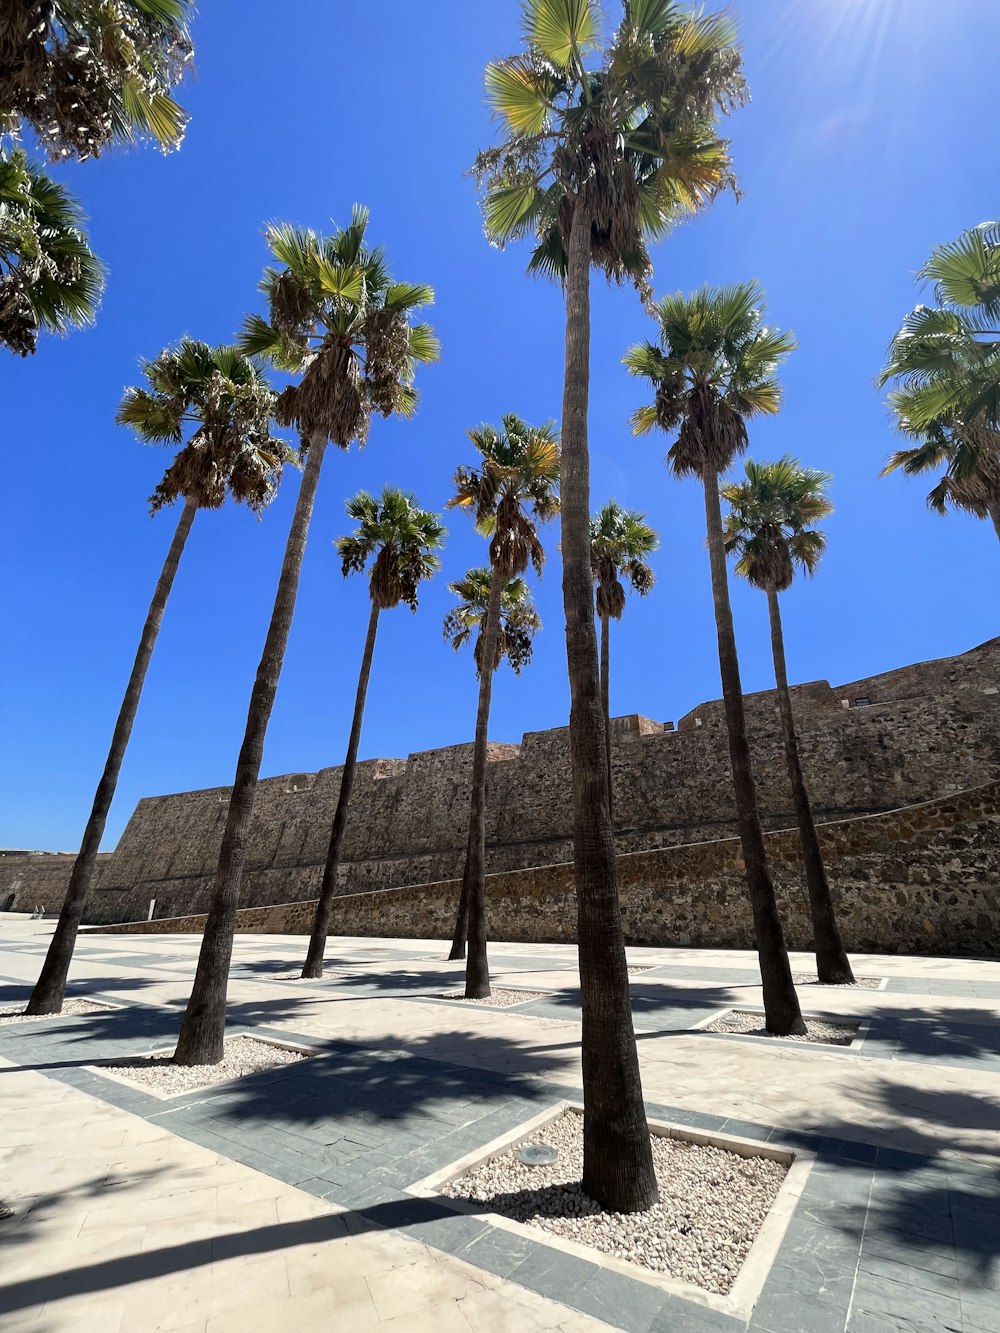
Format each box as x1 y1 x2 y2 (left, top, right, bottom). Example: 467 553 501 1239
847 1308 945 1333
571 1268 669 1333
507 1241 600 1305
650 1298 744 1332
852 1270 965 1328
458 1224 540 1278
718 1118 773 1142
861 1235 961 1280
749 1285 848 1333
858 1253 961 1298
962 1287 1000 1333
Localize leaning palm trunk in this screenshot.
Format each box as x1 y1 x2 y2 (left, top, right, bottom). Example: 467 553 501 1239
302 599 380 978
562 206 657 1212
463 572 503 999
766 589 855 984
27 495 199 1015
599 610 613 822
174 437 329 1064
703 476 805 1035
989 500 1000 542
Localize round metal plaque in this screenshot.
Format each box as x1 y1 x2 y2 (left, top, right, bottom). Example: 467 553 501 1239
517 1142 559 1166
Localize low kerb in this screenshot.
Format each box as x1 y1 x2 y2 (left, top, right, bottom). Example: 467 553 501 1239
407 1101 815 1324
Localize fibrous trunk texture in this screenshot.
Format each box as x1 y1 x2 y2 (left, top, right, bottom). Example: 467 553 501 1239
702 474 805 1036
173 437 329 1064
27 495 199 1015
989 500 1000 543
462 571 502 999
302 599 381 978
561 203 658 1213
766 589 855 984
600 611 614 822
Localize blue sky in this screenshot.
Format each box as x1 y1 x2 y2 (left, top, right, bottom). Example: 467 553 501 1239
3 0 997 851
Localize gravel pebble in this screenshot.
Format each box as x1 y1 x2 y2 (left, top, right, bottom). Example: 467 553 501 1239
791 973 882 989
267 971 348 982
0 999 112 1025
442 988 547 1007
98 1034 305 1094
443 1110 787 1294
704 1009 858 1044
628 966 654 975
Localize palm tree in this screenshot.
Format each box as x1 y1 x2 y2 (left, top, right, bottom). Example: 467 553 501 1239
301 487 445 979
1 0 194 159
443 569 542 963
880 222 1000 531
0 148 104 355
27 338 284 1015
446 416 558 999
473 0 745 1214
590 501 657 816
625 281 805 1037
721 457 855 985
172 209 438 1066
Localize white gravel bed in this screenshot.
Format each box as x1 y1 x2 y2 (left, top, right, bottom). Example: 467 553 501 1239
97 1034 306 1094
0 999 113 1025
791 973 883 989
704 1009 858 1045
441 987 548 1007
628 966 654 975
443 1110 786 1294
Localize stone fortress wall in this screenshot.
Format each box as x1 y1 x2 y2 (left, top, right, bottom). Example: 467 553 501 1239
3 637 998 953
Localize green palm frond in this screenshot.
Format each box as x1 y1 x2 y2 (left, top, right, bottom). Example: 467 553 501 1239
473 0 744 288
626 282 795 478
721 456 832 592
0 150 105 355
116 337 286 515
590 499 658 618
444 567 541 676
336 484 445 611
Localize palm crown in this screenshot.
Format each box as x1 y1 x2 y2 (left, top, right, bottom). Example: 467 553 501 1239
0 148 104 355
337 486 446 612
0 0 193 160
116 337 288 514
448 414 560 578
721 457 833 594
880 221 1000 509
625 281 795 476
240 206 440 452
474 0 745 286
590 499 657 618
443 568 542 676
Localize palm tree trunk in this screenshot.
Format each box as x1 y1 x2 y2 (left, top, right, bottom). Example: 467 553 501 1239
302 598 380 978
173 437 328 1065
26 495 199 1015
463 572 502 999
448 830 474 961
766 589 855 984
561 201 657 1213
988 500 1000 542
600 610 613 823
703 475 805 1035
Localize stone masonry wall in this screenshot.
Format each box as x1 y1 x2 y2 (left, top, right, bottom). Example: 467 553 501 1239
93 780 1000 958
74 637 1000 924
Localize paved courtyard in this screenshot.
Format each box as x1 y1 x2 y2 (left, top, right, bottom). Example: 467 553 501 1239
1 918 999 1332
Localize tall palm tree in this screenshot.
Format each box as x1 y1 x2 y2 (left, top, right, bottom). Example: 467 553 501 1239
443 569 542 963
625 281 805 1036
0 147 104 355
446 416 558 999
721 457 855 985
27 338 285 1015
590 501 657 816
880 222 1000 530
172 209 438 1066
301 486 445 979
474 0 745 1214
1 0 194 159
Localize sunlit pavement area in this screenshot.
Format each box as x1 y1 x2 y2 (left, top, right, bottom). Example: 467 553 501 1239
2 918 999 1332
